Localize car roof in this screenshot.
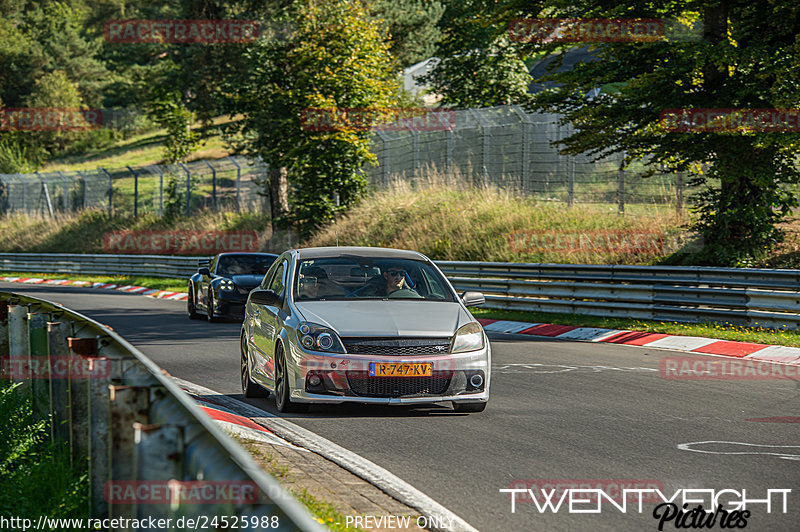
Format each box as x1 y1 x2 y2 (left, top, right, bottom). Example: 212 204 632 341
295 246 427 260
216 252 278 257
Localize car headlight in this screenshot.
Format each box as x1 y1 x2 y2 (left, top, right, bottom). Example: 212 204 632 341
219 279 234 291
450 322 485 353
296 322 345 353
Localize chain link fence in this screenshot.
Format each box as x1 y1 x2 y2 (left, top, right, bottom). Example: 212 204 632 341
3 104 798 218
0 156 268 217
367 105 699 212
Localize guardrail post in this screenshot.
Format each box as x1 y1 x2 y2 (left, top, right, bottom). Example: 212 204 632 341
48 321 71 445
8 304 29 387
27 311 51 420
88 355 115 517
134 423 184 523
108 385 151 526
68 337 96 469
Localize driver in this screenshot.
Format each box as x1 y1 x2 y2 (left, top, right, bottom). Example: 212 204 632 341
375 263 419 297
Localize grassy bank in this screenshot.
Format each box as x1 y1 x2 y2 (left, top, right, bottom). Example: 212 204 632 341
0 271 186 293
0 209 273 254
306 177 690 265
0 382 88 520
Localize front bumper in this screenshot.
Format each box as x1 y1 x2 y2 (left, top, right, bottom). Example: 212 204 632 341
286 342 491 405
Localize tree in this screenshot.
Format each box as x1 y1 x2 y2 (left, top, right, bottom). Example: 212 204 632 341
224 0 399 236
504 0 800 265
369 0 446 69
421 0 532 108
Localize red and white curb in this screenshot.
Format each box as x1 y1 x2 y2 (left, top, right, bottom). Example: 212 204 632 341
0 276 188 301
477 319 800 366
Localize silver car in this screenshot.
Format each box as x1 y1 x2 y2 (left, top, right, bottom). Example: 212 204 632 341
240 247 490 413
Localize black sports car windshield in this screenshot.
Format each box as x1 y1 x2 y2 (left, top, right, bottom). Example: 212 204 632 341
217 255 274 276
294 257 455 302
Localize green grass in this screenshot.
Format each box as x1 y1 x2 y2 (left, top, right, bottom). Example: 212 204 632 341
293 489 368 532
0 381 89 520
0 209 272 254
43 116 238 172
0 271 187 293
471 308 800 347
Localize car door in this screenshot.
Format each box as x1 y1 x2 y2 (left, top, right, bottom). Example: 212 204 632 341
199 255 217 310
252 258 288 387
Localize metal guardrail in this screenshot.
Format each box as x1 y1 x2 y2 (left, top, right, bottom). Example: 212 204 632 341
435 262 800 330
0 291 322 531
1 253 799 329
0 253 199 279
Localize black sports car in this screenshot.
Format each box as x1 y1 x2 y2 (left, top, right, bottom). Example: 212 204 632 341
188 252 278 321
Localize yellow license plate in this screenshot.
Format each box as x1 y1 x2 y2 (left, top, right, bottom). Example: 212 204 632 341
369 362 433 377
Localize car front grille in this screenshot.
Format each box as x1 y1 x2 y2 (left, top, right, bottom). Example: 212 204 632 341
345 371 451 397
342 337 451 356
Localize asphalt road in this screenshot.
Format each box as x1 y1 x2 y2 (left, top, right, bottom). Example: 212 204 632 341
3 282 799 532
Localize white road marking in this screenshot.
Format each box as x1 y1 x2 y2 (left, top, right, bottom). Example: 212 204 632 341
678 441 800 461
492 363 658 374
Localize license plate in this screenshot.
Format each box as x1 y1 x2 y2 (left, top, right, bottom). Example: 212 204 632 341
369 362 433 377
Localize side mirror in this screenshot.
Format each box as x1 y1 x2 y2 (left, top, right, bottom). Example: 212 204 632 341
460 291 485 307
198 267 211 277
250 289 279 306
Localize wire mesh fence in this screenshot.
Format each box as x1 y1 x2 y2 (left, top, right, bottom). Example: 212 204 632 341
367 105 700 212
3 104 797 219
0 156 268 217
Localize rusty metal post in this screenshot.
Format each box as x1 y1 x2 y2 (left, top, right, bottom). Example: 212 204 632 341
88 356 114 518
108 385 151 527
28 311 50 420
68 337 97 469
47 321 70 444
8 304 29 387
134 423 184 523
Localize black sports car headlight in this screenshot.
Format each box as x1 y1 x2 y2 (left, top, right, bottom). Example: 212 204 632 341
219 278 234 291
296 322 345 353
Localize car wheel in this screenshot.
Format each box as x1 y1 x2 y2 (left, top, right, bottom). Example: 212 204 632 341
187 285 202 320
207 291 218 322
274 344 308 413
453 401 487 413
241 334 268 398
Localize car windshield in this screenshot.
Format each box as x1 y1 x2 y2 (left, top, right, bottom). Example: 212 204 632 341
294 256 455 302
216 255 274 276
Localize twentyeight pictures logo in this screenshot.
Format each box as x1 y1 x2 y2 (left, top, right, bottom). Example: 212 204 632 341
104 20 260 43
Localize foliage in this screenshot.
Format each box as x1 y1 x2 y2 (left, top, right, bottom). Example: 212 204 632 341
0 382 88 519
421 0 532 108
506 0 800 265
225 0 399 236
369 0 445 69
147 91 201 164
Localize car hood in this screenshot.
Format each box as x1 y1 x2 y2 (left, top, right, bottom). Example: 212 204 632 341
294 300 473 337
230 274 264 289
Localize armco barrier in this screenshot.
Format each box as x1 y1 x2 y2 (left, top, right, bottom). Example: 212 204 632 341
0 291 323 531
1 253 799 329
